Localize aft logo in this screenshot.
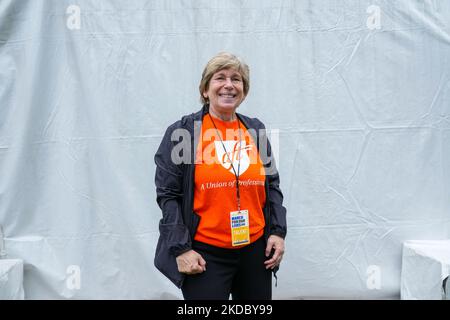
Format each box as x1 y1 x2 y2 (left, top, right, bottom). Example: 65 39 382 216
214 140 251 176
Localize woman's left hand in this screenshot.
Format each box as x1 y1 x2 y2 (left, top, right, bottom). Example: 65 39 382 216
264 235 285 270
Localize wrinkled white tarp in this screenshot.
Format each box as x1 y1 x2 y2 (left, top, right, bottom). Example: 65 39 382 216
0 259 24 299
401 240 450 300
0 0 449 299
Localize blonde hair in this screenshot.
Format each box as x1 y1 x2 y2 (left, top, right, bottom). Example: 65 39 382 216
199 52 250 104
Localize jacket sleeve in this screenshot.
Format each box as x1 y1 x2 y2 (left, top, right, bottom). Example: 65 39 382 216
259 121 287 239
154 123 192 257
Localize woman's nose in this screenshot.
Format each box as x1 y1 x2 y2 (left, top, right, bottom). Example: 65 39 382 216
224 78 233 88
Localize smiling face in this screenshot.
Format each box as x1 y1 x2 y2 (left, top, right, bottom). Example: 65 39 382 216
203 68 246 120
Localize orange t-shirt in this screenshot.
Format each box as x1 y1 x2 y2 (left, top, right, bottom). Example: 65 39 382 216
193 114 266 248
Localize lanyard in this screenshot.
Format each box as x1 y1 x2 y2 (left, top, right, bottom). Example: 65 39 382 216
209 113 242 211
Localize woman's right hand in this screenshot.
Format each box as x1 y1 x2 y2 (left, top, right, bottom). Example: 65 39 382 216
176 250 206 274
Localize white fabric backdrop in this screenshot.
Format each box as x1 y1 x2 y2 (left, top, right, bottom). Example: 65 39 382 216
0 0 449 299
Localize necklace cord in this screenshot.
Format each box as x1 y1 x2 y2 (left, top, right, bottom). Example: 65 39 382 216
208 113 242 211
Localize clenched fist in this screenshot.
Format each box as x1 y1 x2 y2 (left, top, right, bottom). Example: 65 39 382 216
176 250 207 275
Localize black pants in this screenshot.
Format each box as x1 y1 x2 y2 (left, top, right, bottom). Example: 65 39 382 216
181 236 272 300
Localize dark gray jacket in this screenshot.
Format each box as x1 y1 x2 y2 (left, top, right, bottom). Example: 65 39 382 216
154 105 287 288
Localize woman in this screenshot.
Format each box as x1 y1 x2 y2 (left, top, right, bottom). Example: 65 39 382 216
154 52 287 300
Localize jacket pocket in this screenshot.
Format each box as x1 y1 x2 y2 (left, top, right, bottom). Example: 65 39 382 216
154 235 185 288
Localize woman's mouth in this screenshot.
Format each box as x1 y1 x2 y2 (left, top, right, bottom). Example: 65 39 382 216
219 93 237 98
